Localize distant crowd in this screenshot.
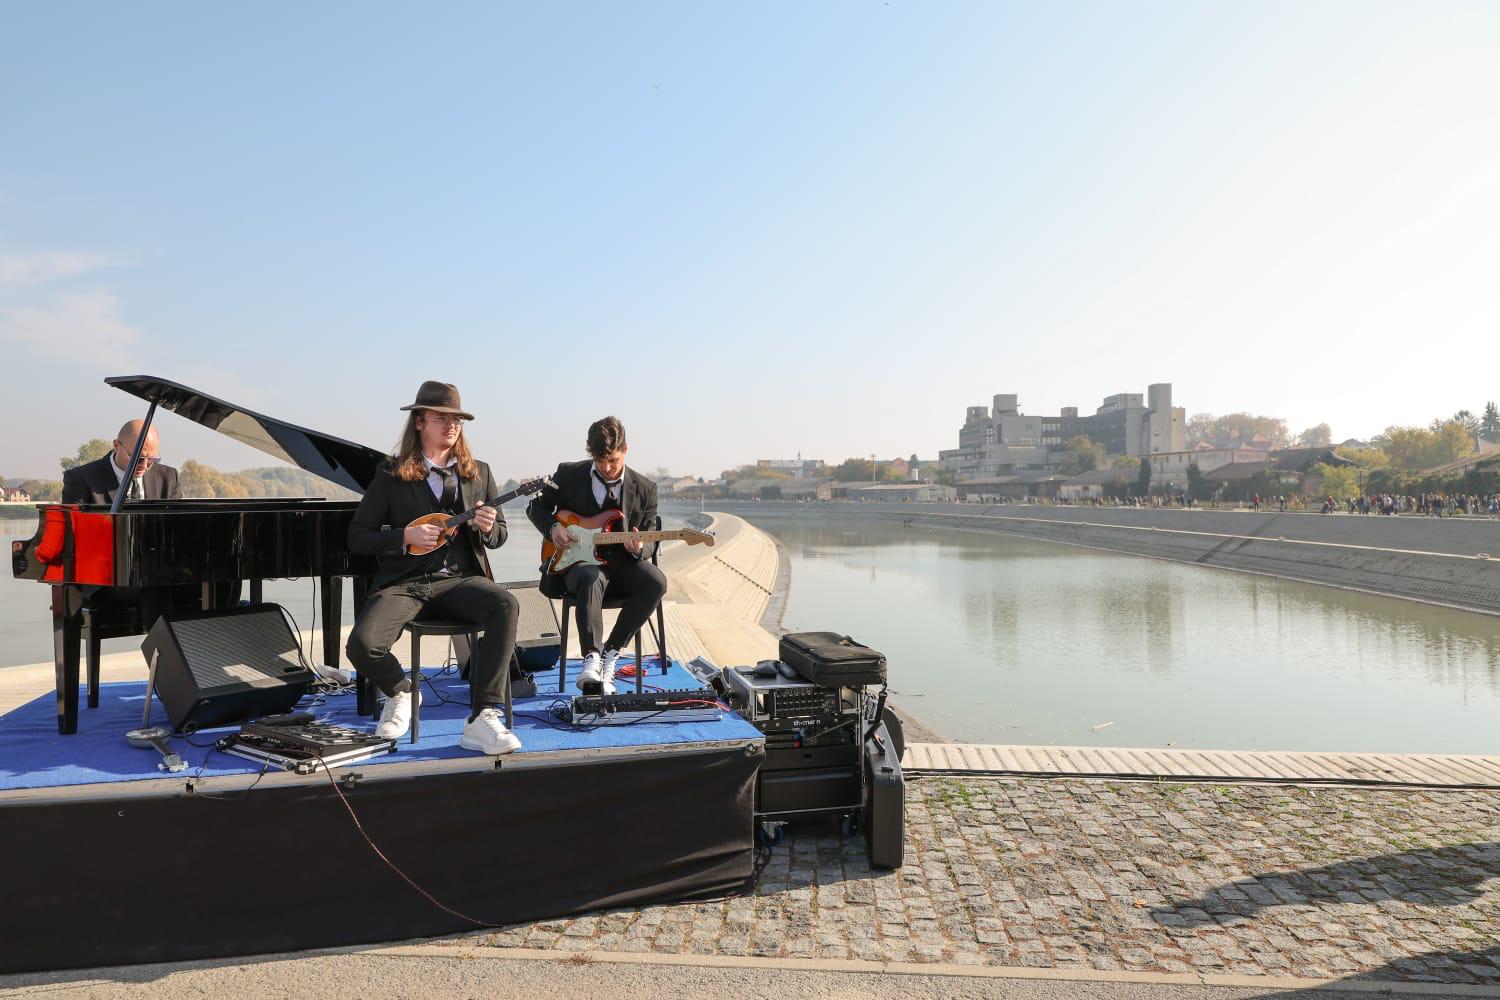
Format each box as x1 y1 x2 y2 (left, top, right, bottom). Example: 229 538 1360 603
966 493 1500 517
1324 493 1500 517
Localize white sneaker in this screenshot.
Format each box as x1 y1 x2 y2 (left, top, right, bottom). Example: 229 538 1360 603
375 688 421 740
460 707 521 755
599 647 621 696
576 651 603 693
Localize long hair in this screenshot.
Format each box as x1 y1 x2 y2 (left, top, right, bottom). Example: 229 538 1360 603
391 412 479 482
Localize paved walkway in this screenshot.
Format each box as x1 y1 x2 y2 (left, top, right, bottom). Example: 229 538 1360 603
439 776 1500 990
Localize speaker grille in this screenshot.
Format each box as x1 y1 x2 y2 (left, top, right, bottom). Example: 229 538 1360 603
169 612 305 689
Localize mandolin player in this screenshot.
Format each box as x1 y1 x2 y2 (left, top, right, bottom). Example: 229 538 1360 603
345 381 522 754
527 416 666 695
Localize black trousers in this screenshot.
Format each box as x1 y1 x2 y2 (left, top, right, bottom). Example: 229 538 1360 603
563 558 668 655
346 573 519 709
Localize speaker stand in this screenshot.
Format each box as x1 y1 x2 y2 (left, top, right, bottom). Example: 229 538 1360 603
142 649 161 729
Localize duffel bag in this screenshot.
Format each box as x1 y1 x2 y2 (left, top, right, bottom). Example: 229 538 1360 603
779 631 887 687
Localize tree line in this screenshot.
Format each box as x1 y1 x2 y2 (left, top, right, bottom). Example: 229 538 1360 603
3 440 356 503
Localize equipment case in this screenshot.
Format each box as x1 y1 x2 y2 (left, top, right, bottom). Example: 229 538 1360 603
779 632 887 687
863 721 905 869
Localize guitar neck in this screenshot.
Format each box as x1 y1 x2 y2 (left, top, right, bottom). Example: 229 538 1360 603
443 487 527 527
589 529 687 546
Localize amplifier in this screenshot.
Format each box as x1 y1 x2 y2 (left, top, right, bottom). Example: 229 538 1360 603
722 666 859 728
724 665 867 819
141 604 314 734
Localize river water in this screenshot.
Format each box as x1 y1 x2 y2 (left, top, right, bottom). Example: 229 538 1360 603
741 512 1500 755
6 511 1498 754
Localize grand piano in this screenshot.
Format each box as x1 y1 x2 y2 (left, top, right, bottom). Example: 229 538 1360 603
11 376 387 734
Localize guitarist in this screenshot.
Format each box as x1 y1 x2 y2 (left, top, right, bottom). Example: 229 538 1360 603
527 416 665 695
346 381 522 754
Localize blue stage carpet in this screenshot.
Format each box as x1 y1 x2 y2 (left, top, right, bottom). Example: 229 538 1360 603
0 656 761 792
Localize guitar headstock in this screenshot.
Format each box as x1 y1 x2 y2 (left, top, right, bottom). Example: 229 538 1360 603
680 528 715 547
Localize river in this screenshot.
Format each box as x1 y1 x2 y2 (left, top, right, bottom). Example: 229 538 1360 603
742 512 1500 755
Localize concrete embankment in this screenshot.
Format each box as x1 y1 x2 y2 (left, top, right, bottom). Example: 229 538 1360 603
697 500 1500 616
657 511 781 665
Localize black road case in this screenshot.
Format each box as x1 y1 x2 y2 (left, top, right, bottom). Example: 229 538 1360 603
863 721 905 869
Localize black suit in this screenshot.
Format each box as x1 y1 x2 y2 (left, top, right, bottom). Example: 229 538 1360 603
61 455 181 505
526 460 666 654
346 459 518 710
349 458 510 590
58 455 193 631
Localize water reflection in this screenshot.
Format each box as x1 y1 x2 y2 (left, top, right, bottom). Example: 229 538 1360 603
746 512 1500 754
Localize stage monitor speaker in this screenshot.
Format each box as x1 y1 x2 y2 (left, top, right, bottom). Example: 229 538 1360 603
141 604 315 734
514 634 561 675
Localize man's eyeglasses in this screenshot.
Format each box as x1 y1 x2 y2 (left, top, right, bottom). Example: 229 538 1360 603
117 448 161 468
422 413 466 425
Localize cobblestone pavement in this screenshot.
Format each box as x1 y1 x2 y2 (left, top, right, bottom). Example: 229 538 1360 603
448 777 1500 988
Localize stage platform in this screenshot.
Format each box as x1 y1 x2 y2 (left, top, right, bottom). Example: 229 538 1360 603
0 656 759 797
0 657 765 975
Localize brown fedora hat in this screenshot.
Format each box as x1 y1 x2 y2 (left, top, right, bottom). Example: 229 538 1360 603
400 381 475 421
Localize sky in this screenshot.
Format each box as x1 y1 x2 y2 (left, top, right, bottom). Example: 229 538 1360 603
2 2 1498 483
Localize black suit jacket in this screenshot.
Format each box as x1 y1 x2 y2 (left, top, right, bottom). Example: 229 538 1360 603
61 455 182 505
348 459 508 590
526 460 659 566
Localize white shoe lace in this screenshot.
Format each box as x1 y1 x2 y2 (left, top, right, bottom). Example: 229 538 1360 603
380 690 409 721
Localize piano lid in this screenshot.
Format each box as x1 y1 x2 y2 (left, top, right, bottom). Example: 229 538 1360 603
106 375 388 494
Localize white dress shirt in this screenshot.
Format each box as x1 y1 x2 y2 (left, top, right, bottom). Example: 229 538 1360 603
111 456 145 500
422 455 458 501
592 467 624 507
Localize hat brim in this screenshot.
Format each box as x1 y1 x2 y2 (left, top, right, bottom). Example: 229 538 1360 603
401 403 475 421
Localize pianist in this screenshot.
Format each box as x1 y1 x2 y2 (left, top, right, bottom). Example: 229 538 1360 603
58 419 190 630
61 420 181 504
345 381 522 755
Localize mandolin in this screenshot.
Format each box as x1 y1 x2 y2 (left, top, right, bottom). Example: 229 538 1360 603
541 509 714 574
404 475 554 555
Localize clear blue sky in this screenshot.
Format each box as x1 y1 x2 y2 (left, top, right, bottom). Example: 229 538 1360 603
3 2 1497 482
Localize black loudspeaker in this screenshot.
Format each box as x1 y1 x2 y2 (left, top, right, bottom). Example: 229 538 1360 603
141 604 315 733
514 634 561 675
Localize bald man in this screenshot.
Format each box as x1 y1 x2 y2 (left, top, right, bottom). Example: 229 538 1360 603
61 420 182 504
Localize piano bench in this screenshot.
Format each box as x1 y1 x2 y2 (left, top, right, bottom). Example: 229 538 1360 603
80 605 146 713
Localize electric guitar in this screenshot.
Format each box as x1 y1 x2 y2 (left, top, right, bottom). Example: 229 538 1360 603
404 475 555 556
541 509 714 574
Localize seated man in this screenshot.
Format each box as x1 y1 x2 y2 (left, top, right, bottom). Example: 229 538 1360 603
345 381 522 755
527 416 666 694
59 419 190 630
61 419 181 503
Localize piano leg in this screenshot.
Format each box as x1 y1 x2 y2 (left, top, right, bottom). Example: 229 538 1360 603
321 575 343 670
52 586 82 736
84 610 101 710
249 579 263 605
